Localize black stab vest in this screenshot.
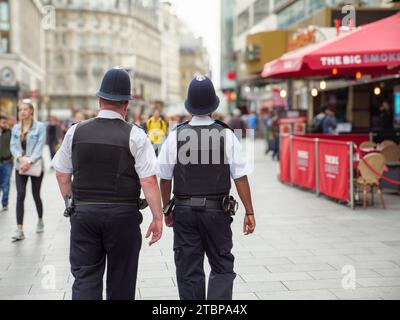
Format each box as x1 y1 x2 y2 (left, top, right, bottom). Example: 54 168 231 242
173 122 231 198
72 118 141 204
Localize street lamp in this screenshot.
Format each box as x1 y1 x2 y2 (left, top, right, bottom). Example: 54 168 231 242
280 89 287 98
320 80 326 90
311 88 318 97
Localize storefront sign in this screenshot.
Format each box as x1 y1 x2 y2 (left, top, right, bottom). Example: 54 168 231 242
319 52 400 67
287 29 316 52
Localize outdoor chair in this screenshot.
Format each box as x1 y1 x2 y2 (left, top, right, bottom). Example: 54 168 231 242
381 145 400 163
356 153 386 209
380 140 397 149
359 141 376 151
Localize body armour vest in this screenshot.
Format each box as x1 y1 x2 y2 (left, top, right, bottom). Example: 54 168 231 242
173 122 231 198
72 118 141 204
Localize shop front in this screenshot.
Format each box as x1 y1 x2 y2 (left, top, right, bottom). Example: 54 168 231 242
261 13 400 135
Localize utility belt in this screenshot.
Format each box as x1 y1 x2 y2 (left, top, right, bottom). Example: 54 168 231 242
164 195 238 217
64 198 149 218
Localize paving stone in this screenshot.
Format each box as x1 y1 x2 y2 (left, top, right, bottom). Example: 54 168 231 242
266 263 335 273
308 269 380 280
0 141 400 300
284 278 352 290
257 290 338 300
330 287 400 300
242 272 312 282
356 277 400 288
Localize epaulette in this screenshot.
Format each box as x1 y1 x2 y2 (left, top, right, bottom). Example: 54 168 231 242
132 122 146 132
214 120 234 132
172 120 190 131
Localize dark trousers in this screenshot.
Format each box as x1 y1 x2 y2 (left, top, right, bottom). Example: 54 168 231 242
15 170 44 225
173 205 236 300
0 161 13 207
70 204 142 300
48 142 57 159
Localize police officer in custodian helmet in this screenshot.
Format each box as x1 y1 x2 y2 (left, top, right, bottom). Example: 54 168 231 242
53 67 163 300
158 75 256 300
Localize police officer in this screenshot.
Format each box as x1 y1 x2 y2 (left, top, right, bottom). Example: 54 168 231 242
158 75 256 300
53 67 163 300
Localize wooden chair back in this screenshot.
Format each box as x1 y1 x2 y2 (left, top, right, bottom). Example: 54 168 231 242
381 145 400 163
358 153 385 184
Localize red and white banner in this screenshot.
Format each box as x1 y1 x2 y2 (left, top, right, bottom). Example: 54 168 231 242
291 137 315 190
318 140 350 202
280 136 291 183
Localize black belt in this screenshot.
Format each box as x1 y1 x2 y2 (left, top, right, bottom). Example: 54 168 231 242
74 201 138 206
175 197 224 210
0 158 12 163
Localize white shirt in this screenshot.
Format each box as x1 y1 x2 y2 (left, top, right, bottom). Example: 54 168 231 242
52 110 158 179
157 115 250 180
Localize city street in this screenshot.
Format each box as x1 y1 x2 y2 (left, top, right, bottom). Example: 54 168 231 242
0 141 399 300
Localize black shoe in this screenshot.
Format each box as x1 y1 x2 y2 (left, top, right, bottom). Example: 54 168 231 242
1 206 8 212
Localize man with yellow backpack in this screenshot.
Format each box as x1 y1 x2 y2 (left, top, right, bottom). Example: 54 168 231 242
146 107 168 156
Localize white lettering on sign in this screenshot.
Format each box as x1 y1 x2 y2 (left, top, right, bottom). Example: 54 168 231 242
325 155 339 165
325 155 339 175
298 150 309 160
324 155 339 176
320 55 362 66
297 150 309 171
322 52 400 67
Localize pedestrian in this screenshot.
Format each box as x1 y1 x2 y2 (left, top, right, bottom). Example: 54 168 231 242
10 102 46 241
311 108 326 133
158 75 256 300
146 107 168 156
321 108 337 134
52 67 163 300
227 108 247 140
0 115 14 212
46 116 62 160
247 111 258 133
271 113 280 161
262 111 273 154
379 101 393 130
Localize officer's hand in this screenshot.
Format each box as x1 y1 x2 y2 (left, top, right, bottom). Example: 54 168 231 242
165 212 173 228
146 218 163 246
243 215 256 235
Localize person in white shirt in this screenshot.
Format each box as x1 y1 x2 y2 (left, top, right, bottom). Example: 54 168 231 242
158 75 256 300
53 67 163 300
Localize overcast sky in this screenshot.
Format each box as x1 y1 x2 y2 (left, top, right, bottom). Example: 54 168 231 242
169 0 221 88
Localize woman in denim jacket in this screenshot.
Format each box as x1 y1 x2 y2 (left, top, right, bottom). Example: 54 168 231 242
10 102 46 241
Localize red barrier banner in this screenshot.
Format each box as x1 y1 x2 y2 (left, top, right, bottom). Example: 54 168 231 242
318 140 350 202
291 137 315 190
301 134 369 146
280 136 291 183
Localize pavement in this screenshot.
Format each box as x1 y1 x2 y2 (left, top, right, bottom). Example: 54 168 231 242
0 141 400 300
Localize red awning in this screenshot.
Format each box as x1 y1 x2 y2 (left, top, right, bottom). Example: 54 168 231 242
262 13 400 78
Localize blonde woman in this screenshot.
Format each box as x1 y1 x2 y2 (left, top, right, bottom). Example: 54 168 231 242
10 103 46 241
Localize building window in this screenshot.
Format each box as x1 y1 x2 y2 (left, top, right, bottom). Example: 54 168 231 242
237 8 250 35
0 0 10 53
253 0 270 25
308 0 328 16
278 0 329 27
277 0 306 28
